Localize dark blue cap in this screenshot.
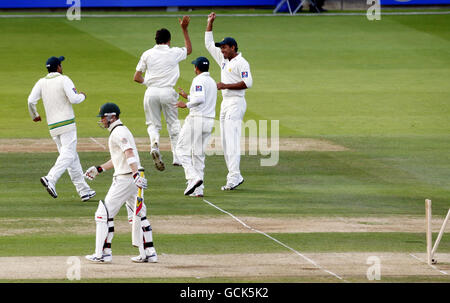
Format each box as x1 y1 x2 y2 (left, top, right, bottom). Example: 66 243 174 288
191 56 210 71
215 37 237 49
46 56 65 69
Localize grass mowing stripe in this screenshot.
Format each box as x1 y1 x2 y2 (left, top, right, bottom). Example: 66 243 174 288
1 233 448 257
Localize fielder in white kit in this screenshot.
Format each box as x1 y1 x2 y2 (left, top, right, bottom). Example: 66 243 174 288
84 103 157 263
27 56 96 201
176 57 217 197
134 16 192 171
205 12 253 190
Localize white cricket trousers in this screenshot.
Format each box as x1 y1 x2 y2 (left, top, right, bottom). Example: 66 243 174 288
143 87 181 162
46 129 91 196
95 175 152 257
176 116 214 190
220 97 247 185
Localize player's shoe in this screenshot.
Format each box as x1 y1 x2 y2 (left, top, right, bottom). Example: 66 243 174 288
189 187 204 197
40 176 57 198
131 247 158 263
85 253 112 263
81 190 96 202
184 178 203 196
151 144 165 171
221 178 244 191
172 155 182 167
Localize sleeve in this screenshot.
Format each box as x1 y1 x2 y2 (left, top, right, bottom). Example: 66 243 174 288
238 60 253 89
173 47 187 63
27 79 41 119
115 131 134 152
186 79 205 109
205 31 223 66
63 76 86 104
136 53 147 72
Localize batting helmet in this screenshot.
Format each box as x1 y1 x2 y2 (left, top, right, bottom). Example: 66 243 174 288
97 103 121 117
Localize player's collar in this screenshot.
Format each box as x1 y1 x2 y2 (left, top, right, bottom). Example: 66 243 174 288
108 119 123 132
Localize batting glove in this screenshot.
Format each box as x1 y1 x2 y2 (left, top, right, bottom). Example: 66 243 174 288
133 173 148 189
85 166 103 180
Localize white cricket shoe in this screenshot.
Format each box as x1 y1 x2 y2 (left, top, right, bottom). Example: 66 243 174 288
85 253 112 263
81 189 96 202
184 178 203 196
221 178 244 191
189 187 204 197
131 247 158 263
40 176 57 198
151 144 165 171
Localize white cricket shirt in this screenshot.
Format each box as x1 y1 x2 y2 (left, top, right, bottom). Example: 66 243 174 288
27 72 86 136
108 119 141 176
136 44 187 88
205 32 253 99
186 72 217 118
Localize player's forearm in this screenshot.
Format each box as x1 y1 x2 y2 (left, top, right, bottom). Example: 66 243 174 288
27 101 39 120
182 28 192 55
218 81 248 90
206 21 213 32
99 159 114 171
124 149 139 174
133 71 144 84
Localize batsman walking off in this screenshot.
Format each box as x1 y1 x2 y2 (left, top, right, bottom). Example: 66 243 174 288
134 16 192 171
27 56 96 201
205 12 253 190
84 103 157 263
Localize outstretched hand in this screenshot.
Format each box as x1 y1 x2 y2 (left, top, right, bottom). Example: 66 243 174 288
178 87 188 99
207 12 216 24
179 15 190 29
175 101 187 108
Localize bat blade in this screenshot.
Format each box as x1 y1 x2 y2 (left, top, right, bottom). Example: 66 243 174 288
132 169 145 247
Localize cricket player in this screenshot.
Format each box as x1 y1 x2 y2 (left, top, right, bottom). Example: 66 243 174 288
84 103 157 263
27 56 96 201
205 12 253 190
134 16 192 171
175 57 217 197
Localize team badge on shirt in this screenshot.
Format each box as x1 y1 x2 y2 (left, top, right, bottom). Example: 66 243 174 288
241 72 249 78
195 85 202 92
72 87 77 93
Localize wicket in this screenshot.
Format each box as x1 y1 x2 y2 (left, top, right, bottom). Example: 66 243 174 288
425 199 450 265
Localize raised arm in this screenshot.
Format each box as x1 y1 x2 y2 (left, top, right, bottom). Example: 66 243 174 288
179 16 192 55
205 12 223 65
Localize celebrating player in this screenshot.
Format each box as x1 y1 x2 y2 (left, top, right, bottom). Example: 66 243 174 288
176 57 218 197
134 16 192 171
84 103 157 263
205 12 253 190
27 56 96 201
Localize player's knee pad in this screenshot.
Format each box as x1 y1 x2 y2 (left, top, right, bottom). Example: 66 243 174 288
95 200 109 223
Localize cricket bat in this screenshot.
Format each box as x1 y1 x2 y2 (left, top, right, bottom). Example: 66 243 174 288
132 168 145 247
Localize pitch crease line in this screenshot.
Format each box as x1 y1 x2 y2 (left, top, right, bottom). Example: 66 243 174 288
203 199 346 281
89 137 107 150
409 253 448 275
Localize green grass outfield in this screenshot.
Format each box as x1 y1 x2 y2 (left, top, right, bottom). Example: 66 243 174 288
0 11 449 283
